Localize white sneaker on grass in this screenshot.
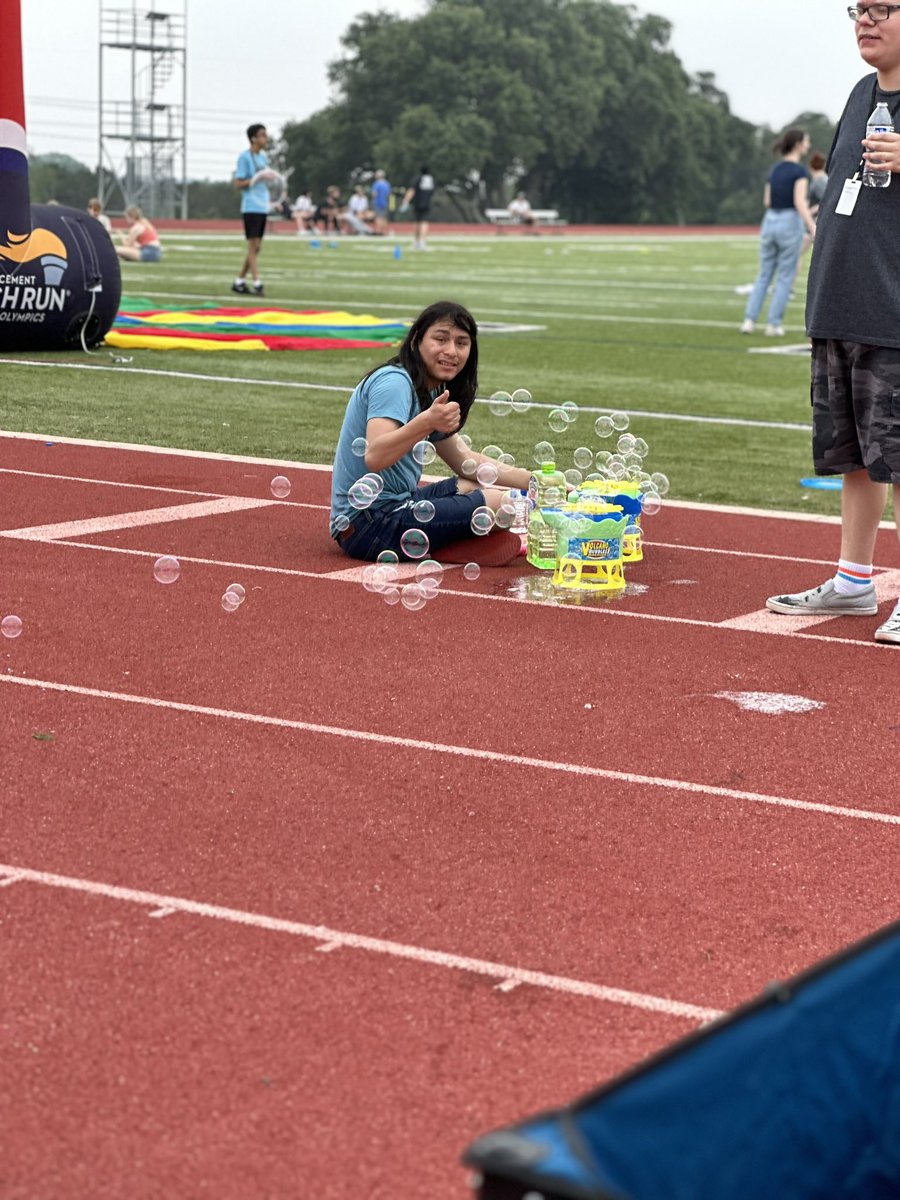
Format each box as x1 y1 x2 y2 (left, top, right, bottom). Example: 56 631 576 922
766 578 878 616
765 324 785 337
875 609 900 644
739 319 755 334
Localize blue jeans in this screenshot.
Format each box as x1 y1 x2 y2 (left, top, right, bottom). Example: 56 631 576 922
744 209 804 326
334 477 486 562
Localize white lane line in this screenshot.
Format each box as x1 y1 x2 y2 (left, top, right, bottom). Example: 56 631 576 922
0 862 722 1022
2 673 898 826
0 496 275 541
720 569 900 633
0 873 24 887
0 537 891 649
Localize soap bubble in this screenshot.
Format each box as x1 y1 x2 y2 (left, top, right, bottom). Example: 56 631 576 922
270 476 291 499
416 559 444 587
470 506 495 535
533 440 555 464
412 440 436 466
616 433 636 454
1 614 23 639
351 437 368 457
594 416 614 438
348 480 376 509
457 432 473 449
488 391 513 417
461 457 478 477
153 556 180 585
595 450 612 467
573 447 593 470
611 411 630 431
562 401 579 424
510 388 532 413
359 472 384 496
333 514 350 532
476 461 499 487
498 452 516 467
400 528 430 559
642 492 662 516
650 472 670 496
481 444 503 460
383 587 401 606
463 562 481 581
412 499 436 523
400 583 427 611
376 549 399 565
221 591 241 612
633 437 649 458
564 469 584 489
548 409 569 434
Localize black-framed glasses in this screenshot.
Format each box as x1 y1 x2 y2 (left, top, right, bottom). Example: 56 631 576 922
848 4 900 20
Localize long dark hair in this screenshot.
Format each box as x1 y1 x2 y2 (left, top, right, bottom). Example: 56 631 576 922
362 300 479 430
773 128 807 156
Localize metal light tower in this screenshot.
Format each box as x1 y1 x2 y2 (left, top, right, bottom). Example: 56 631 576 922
98 1 187 218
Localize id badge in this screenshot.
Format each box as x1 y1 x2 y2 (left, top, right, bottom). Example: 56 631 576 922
835 177 862 217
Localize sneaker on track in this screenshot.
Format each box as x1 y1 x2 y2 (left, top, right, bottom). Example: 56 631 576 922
874 610 900 644
231 281 249 294
766 578 878 616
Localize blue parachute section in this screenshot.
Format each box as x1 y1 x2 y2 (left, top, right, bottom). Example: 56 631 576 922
463 920 900 1200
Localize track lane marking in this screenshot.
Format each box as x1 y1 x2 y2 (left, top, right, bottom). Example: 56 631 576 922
2 674 899 826
0 496 275 541
0 862 722 1023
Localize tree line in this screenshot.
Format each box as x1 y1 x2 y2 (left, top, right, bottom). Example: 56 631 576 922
29 0 839 225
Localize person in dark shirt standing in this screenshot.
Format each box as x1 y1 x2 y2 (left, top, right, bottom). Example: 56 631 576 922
766 3 900 645
401 166 435 250
740 128 817 337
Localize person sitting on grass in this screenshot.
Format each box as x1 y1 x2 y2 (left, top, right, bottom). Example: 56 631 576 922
330 299 532 565
115 206 162 262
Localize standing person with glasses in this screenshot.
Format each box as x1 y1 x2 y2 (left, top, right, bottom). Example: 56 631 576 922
739 128 817 337
766 3 900 643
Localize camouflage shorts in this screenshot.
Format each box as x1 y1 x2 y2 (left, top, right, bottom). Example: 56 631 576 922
811 338 900 483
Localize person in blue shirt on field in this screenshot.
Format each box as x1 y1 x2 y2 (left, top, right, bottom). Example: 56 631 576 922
232 123 271 297
370 169 391 235
330 300 532 565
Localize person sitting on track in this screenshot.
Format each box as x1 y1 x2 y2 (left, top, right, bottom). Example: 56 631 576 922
330 299 532 565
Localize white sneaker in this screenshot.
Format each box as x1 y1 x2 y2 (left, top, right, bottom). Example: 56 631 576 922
766 578 878 617
765 324 785 337
875 608 900 644
739 319 755 334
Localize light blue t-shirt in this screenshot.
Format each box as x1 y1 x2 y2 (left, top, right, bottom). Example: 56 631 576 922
235 148 270 214
371 178 391 210
330 365 444 535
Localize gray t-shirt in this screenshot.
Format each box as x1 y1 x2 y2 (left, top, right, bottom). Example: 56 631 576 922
806 75 900 348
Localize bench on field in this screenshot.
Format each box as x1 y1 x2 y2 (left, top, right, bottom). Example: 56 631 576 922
484 207 566 228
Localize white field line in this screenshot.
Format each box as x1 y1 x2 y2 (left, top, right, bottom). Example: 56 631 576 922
2 674 899 827
0 364 810 432
0 496 275 541
0 862 722 1023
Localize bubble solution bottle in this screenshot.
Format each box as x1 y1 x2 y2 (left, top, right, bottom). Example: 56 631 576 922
863 101 893 188
526 461 567 569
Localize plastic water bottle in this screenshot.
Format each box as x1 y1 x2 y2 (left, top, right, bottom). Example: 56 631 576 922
526 462 567 569
863 101 893 188
509 489 530 535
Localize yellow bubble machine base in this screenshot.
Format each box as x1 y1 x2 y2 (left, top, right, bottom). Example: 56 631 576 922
541 502 630 594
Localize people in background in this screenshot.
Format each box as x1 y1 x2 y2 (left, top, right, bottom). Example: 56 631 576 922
401 166 435 250
86 197 112 236
370 169 391 235
232 122 270 296
116 205 162 262
292 190 315 235
507 191 535 229
342 184 375 234
739 128 816 337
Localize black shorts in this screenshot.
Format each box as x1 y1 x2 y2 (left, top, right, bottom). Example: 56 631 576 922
243 212 267 240
811 338 900 483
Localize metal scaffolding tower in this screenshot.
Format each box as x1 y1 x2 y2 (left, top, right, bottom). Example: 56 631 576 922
98 2 187 218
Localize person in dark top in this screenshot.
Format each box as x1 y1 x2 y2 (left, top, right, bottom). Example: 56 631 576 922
401 167 435 250
739 128 816 337
766 2 900 645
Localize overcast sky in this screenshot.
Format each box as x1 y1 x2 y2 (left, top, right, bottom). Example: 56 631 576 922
19 0 867 180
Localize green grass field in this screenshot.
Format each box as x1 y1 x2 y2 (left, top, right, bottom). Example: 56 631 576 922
0 228 842 516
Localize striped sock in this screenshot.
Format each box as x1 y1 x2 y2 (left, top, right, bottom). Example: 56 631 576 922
833 559 873 596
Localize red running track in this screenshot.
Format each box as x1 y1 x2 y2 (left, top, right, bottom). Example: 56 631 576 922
1 432 899 1199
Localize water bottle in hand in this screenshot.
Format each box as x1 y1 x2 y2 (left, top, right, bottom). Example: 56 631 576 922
863 101 893 189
